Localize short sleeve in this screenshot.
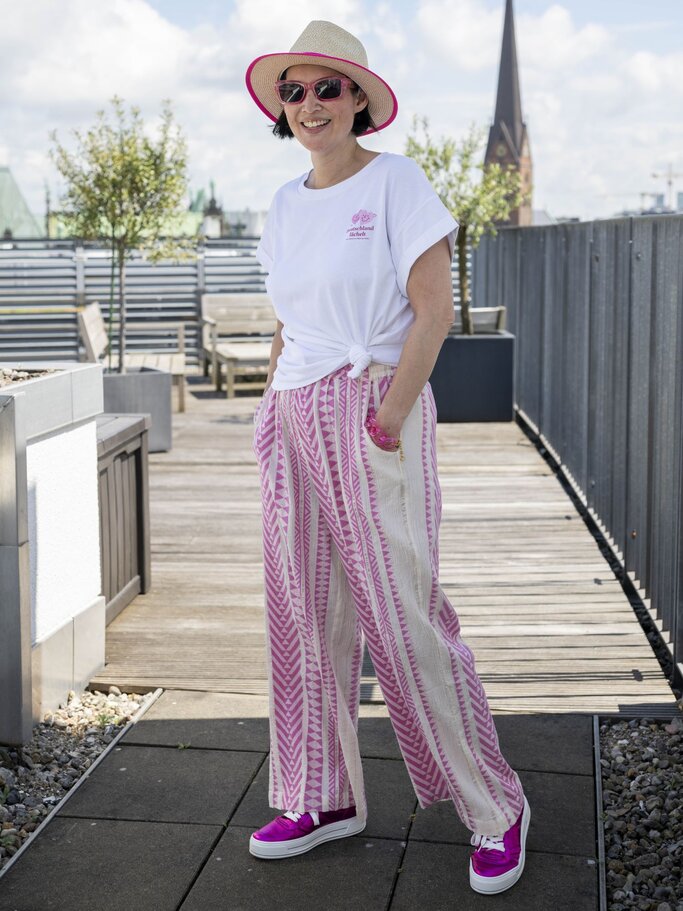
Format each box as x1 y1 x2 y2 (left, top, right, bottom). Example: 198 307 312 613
388 159 459 298
256 195 276 272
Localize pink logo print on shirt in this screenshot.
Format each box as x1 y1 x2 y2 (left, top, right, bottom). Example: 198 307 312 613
346 209 377 239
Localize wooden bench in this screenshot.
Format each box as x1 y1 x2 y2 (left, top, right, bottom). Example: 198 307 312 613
200 293 276 398
78 301 188 412
451 305 506 333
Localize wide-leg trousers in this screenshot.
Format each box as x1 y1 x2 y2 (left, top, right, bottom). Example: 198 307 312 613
252 362 526 836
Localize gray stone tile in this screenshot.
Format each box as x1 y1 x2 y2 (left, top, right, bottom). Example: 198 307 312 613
358 713 403 759
230 755 417 840
124 692 403 759
409 769 596 858
346 709 594 775
122 690 271 751
390 841 598 911
491 713 594 776
0 817 221 911
181 825 403 911
58 743 265 825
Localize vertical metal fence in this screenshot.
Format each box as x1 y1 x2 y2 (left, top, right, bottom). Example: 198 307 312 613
473 214 683 686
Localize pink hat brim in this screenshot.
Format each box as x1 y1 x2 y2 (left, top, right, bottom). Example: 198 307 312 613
245 52 398 136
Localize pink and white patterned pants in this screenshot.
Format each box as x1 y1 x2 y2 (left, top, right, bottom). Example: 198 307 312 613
252 362 525 835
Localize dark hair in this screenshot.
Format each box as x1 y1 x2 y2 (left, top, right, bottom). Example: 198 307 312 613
271 72 378 138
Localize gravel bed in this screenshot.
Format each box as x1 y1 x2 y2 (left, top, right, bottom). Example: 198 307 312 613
601 712 683 911
0 687 153 871
0 367 62 388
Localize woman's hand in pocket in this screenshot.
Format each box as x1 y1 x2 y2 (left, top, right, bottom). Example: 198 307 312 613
367 405 403 452
373 405 403 448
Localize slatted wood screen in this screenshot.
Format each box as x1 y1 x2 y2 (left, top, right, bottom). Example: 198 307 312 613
97 414 151 625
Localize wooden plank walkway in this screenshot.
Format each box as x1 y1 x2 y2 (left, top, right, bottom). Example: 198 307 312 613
90 374 679 716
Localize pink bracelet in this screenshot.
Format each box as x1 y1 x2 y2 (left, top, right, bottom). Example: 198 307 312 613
365 407 403 458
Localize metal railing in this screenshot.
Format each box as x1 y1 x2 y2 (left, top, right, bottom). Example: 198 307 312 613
0 238 266 365
472 214 683 686
0 237 472 366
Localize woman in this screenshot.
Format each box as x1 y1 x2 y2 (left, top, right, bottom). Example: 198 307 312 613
244 20 530 895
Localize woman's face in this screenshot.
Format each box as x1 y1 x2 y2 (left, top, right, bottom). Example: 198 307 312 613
281 63 368 154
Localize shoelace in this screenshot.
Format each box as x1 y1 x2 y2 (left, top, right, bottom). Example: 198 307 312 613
470 832 506 852
284 810 320 825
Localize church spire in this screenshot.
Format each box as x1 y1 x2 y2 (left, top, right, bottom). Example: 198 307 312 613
485 0 533 225
493 0 523 156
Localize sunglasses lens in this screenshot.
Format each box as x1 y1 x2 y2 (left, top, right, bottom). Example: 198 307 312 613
277 82 305 104
314 78 343 99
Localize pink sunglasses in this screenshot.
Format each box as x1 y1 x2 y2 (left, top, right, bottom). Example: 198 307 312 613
274 76 356 105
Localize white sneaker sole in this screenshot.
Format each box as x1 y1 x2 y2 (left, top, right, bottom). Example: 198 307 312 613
249 816 367 859
469 794 531 894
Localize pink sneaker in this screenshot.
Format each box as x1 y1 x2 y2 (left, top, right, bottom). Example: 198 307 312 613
469 795 531 894
249 806 365 859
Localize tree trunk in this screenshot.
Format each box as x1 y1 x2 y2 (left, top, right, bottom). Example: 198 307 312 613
117 252 126 375
458 225 473 335
107 240 116 371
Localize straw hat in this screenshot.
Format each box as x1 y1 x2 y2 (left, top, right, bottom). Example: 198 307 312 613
245 20 398 136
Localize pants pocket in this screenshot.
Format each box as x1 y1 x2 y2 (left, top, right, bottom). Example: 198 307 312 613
363 370 401 456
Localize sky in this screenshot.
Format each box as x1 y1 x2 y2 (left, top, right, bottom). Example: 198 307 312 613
1 0 682 223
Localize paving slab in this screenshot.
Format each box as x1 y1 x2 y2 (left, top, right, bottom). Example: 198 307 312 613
357 708 404 759
0 691 600 911
57 743 266 825
359 711 595 771
123 690 272 751
0 817 221 911
180 825 403 911
230 754 418 840
491 712 594 775
389 840 598 911
410 768 596 857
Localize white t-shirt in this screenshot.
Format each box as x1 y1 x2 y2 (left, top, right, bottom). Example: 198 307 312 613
256 151 459 390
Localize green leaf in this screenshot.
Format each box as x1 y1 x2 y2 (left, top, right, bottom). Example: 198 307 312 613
50 97 190 367
404 117 525 317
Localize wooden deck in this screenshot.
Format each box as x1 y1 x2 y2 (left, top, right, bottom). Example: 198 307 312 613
90 374 679 716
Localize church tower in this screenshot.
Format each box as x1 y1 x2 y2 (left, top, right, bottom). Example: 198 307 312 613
484 0 533 226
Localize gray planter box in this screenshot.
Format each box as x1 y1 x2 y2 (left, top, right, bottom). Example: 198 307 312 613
429 330 515 422
103 366 172 452
0 362 105 745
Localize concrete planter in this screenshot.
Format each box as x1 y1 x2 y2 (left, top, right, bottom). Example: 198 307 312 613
429 330 516 422
103 366 172 453
0 362 105 745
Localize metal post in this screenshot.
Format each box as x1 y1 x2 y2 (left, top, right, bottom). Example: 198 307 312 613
0 394 33 745
74 244 86 307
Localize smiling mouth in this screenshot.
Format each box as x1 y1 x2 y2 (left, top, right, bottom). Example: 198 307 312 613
301 119 331 130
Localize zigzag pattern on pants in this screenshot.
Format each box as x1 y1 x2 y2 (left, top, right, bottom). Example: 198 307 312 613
254 405 304 808
253 363 526 834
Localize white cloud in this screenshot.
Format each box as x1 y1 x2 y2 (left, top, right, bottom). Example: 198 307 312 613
0 0 681 224
519 4 610 70
416 0 501 71
1 0 190 105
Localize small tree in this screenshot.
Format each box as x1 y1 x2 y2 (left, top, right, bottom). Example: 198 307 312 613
406 116 527 335
50 96 190 371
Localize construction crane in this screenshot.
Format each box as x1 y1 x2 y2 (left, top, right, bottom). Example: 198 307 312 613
651 163 683 210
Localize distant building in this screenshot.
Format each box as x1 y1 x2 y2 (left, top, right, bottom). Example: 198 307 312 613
484 0 533 227
677 192 683 212
224 209 268 237
0 167 42 238
188 183 268 238
531 209 556 226
202 181 225 238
